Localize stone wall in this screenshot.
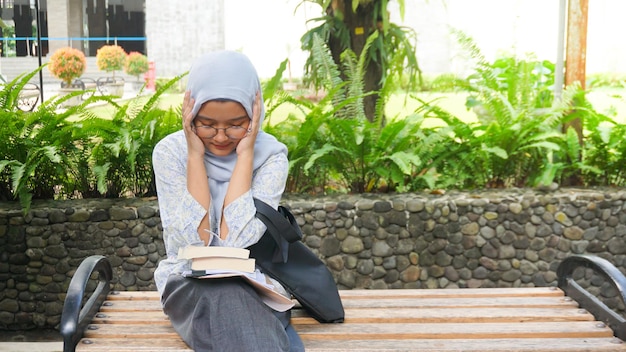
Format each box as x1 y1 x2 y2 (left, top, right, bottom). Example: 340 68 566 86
1 188 626 331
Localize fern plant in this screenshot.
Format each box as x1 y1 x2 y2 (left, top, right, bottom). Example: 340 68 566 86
0 69 96 211
575 88 626 186
86 74 186 197
278 32 429 193
299 0 420 122
441 30 575 188
585 120 626 186
0 68 42 111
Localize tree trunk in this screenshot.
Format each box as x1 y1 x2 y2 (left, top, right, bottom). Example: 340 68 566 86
562 0 588 186
327 0 384 122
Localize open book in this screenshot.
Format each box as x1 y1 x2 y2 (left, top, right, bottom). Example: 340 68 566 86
178 245 255 273
179 245 294 312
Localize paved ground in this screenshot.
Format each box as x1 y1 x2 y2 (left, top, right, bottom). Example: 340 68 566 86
0 329 62 352
0 342 63 352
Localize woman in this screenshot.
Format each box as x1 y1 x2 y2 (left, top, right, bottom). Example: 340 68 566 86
152 50 304 351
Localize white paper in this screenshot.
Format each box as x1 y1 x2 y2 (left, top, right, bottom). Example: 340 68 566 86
182 269 294 312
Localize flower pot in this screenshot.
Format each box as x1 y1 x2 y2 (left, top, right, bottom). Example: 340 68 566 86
130 80 145 92
100 81 125 98
57 87 84 108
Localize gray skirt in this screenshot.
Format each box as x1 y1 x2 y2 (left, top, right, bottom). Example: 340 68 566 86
161 274 303 352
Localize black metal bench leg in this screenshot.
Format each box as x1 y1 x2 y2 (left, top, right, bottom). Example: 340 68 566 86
557 254 626 340
60 255 112 352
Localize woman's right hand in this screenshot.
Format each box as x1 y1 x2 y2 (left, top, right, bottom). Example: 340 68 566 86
182 91 205 158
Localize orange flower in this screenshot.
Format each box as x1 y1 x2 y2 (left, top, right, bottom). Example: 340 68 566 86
124 52 149 78
96 45 127 73
48 47 87 85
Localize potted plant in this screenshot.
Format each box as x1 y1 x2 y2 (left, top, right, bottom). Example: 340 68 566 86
96 44 127 97
48 47 86 87
124 51 149 90
96 44 127 77
47 47 87 107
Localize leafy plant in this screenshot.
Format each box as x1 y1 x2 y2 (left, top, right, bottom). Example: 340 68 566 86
85 74 186 197
125 52 149 81
0 72 96 210
299 0 420 122
0 66 187 211
574 89 626 186
268 33 429 193
436 30 572 188
0 67 42 111
96 45 127 75
48 47 87 86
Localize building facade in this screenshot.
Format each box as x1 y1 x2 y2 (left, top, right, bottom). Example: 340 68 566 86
1 0 224 78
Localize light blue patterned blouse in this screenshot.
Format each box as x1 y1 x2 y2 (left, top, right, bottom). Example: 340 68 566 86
152 130 289 297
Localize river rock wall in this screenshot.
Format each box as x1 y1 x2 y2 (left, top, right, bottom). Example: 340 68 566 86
1 188 626 330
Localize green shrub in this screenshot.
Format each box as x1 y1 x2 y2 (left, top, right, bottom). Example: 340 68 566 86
4 43 626 214
0 68 185 211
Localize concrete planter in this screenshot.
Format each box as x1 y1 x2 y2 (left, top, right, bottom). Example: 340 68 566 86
57 87 84 107
130 80 145 92
101 81 125 98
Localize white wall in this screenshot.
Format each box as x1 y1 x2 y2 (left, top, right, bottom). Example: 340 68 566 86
146 0 225 78
225 0 626 79
224 0 312 80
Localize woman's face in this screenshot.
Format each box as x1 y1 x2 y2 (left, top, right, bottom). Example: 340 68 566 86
193 100 250 156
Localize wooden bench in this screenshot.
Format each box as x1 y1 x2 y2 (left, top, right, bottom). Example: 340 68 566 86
60 255 626 352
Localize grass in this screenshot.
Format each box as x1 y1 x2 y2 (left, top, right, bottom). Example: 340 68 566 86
86 88 626 126
586 87 626 124
386 91 477 127
86 92 183 118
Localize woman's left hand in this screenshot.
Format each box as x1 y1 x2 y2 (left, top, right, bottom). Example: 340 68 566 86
236 91 261 156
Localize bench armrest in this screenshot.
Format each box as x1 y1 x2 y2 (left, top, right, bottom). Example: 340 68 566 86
60 255 112 352
557 254 626 340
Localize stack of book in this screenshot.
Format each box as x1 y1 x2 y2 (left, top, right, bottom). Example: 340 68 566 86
178 246 255 273
178 245 294 312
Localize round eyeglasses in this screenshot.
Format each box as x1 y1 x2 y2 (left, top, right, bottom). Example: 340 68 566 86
194 124 250 140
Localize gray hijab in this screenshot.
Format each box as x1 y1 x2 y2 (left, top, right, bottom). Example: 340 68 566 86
186 51 287 219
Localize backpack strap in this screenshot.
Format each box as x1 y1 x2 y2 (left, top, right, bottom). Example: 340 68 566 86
253 198 302 263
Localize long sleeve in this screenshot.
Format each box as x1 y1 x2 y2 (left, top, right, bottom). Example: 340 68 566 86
152 130 289 295
153 131 207 250
152 131 207 292
211 151 288 248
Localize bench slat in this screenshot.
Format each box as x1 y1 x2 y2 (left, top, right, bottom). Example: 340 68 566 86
75 337 626 352
73 288 626 352
295 321 614 339
293 307 597 324
82 321 614 342
302 338 626 352
92 306 595 325
105 291 160 300
338 287 564 299
104 287 563 301
76 337 626 352
76 338 190 351
98 296 576 312
83 324 179 339
90 311 171 325
338 296 578 309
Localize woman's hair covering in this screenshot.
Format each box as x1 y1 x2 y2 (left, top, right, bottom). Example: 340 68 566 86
188 50 263 123
186 50 287 208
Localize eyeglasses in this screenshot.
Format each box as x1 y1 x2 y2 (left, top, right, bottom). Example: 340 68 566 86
193 124 250 140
